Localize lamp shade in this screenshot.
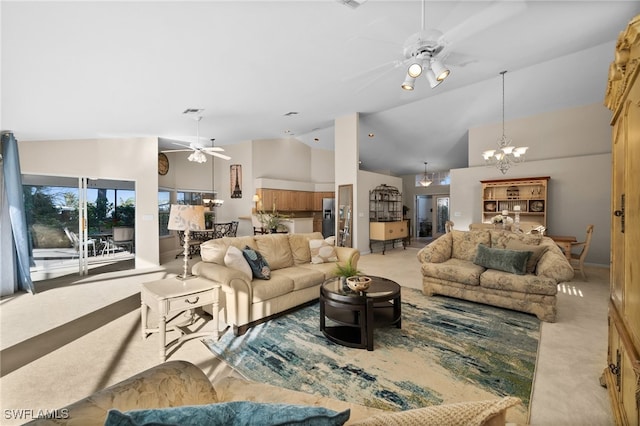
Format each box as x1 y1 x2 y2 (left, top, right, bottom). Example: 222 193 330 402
167 205 205 231
252 194 260 202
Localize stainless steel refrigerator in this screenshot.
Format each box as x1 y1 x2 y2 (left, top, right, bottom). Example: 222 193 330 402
321 198 335 238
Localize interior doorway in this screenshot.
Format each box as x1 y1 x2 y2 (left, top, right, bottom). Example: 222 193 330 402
415 195 433 238
415 194 450 240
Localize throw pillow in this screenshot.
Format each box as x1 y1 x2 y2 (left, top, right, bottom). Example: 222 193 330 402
350 396 520 426
223 245 252 280
200 238 229 265
473 244 531 275
309 239 338 264
242 246 271 280
505 239 549 274
105 402 350 426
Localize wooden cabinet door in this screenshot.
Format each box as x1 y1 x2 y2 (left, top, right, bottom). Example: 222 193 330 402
625 81 640 349
259 189 277 212
605 18 640 425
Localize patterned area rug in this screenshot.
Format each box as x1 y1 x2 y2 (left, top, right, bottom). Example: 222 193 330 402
203 288 539 423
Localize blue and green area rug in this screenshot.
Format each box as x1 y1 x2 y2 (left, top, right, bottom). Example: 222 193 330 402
203 288 539 423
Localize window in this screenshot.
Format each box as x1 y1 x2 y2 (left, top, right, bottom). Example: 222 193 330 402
168 191 217 233
414 170 451 187
158 190 171 236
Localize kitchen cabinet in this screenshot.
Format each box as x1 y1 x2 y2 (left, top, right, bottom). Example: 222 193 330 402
256 189 318 212
313 191 335 211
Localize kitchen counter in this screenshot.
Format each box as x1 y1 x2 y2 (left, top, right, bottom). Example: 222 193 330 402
281 217 313 234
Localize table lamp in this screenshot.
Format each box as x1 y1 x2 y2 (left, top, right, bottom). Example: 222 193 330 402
167 205 205 280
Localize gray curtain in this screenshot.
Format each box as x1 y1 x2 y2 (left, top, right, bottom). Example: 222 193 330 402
1 131 35 295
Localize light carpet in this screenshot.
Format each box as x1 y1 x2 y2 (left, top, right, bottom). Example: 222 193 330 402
203 288 539 423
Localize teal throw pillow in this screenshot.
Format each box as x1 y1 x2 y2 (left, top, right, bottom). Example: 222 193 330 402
473 243 532 275
505 239 549 274
242 245 271 279
104 402 350 426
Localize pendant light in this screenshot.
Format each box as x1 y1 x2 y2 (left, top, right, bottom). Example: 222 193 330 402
482 71 529 174
420 162 432 187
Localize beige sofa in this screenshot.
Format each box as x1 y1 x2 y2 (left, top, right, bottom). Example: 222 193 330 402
193 232 359 336
26 360 521 425
417 229 574 322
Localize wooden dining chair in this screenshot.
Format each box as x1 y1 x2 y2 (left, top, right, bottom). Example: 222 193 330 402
445 220 454 233
570 224 594 281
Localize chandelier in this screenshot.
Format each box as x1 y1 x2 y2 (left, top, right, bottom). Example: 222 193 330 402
419 162 432 187
482 71 528 174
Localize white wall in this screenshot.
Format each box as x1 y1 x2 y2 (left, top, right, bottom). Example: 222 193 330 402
335 113 360 246
311 147 335 183
468 102 611 165
253 139 312 181
19 137 160 269
452 101 612 266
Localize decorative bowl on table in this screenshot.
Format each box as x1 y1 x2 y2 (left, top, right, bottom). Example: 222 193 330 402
346 276 372 292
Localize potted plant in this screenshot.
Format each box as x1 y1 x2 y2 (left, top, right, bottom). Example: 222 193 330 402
334 258 362 289
256 201 289 233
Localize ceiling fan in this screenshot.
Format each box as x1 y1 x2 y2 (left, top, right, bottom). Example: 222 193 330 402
161 115 231 162
351 0 527 91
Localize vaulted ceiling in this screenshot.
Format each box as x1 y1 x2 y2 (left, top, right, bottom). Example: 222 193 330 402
3 1 638 176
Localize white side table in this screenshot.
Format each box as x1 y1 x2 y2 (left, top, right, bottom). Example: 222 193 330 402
141 277 221 362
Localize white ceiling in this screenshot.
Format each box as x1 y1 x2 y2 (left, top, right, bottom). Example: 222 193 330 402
3 1 639 176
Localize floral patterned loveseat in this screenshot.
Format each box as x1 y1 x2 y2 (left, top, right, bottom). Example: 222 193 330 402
417 229 574 322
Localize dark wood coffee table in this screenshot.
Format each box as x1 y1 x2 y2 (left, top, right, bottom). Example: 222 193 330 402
319 275 401 351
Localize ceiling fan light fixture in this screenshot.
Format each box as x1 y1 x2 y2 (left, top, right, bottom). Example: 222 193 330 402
408 62 423 78
425 69 442 88
430 59 450 81
401 74 416 91
188 151 207 163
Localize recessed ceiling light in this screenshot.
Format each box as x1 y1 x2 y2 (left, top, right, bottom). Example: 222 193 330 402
368 133 375 138
336 0 368 9
183 108 204 115
284 112 299 116
314 138 320 142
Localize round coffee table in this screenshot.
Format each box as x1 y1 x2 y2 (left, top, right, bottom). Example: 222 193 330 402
319 275 401 351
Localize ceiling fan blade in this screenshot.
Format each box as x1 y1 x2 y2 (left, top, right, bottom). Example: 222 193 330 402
440 51 478 68
443 0 527 46
207 151 231 161
171 141 192 149
342 59 403 83
354 59 407 92
201 147 225 152
161 149 192 153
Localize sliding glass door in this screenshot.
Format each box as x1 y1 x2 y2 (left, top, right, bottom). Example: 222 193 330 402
23 175 135 281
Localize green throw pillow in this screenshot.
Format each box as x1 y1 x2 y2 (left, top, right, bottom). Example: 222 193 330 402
505 239 549 274
473 244 532 275
105 402 350 426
